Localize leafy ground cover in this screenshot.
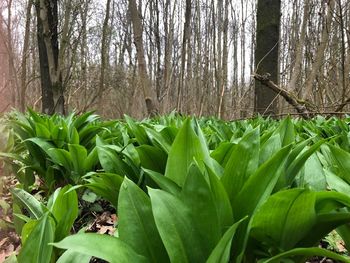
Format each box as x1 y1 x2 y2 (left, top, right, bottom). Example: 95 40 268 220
1 111 350 262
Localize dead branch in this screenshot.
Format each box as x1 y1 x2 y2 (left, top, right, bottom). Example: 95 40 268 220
335 97 350 112
253 73 314 119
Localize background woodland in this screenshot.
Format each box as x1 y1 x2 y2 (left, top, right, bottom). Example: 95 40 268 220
0 0 349 119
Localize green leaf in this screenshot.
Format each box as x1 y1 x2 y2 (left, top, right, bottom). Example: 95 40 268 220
68 144 87 175
47 148 72 170
206 164 233 231
125 115 149 145
48 185 78 241
143 169 181 195
230 144 292 262
52 233 148 263
149 188 206 262
136 145 167 173
326 144 350 184
35 123 51 139
206 217 247 263
234 144 292 219
297 153 326 190
11 188 46 219
251 189 317 250
84 147 98 171
276 116 295 147
18 213 55 263
119 178 169 263
165 118 212 187
96 137 128 175
221 127 260 207
325 170 350 194
84 172 124 208
260 247 350 263
181 164 221 251
56 250 91 263
144 126 172 153
285 139 325 185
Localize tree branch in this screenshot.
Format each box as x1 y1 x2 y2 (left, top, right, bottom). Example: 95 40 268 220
253 73 313 118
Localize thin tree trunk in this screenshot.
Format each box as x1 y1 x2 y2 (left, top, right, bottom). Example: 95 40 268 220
20 0 33 112
129 0 158 116
176 0 191 112
97 0 111 114
303 0 334 101
288 0 309 92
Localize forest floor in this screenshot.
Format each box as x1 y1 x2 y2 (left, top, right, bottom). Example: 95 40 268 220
0 168 20 262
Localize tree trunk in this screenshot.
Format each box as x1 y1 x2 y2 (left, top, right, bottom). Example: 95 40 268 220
303 0 334 101
35 0 65 115
176 0 191 112
129 0 158 116
97 0 111 115
20 0 33 112
254 0 281 116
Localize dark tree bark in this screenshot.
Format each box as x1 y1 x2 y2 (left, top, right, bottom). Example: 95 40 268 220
35 0 65 115
254 0 281 116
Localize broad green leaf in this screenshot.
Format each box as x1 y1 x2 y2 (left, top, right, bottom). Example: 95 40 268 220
84 147 98 171
96 144 125 175
297 191 350 247
125 115 149 145
206 164 233 231
11 188 46 219
26 137 54 153
210 142 235 167
233 144 292 219
84 172 124 208
48 185 78 241
69 144 87 175
276 116 295 147
285 139 325 185
325 169 350 194
165 119 212 187
52 233 148 263
221 127 260 207
259 133 281 165
56 250 91 263
144 126 172 153
119 178 169 263
181 164 221 251
136 145 167 173
51 126 68 148
260 247 350 263
18 213 55 263
230 144 292 262
251 189 317 250
143 169 181 195
21 219 38 244
296 153 326 190
47 148 72 170
149 188 206 262
326 144 350 184
206 217 247 263
35 123 51 139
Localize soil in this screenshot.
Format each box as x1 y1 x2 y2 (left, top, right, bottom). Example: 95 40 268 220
0 167 20 262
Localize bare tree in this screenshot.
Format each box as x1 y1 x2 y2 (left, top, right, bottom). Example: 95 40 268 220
35 0 65 114
129 0 158 116
254 0 281 116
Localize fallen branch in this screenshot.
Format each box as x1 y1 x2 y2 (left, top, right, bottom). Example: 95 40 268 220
253 73 314 119
335 98 350 112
